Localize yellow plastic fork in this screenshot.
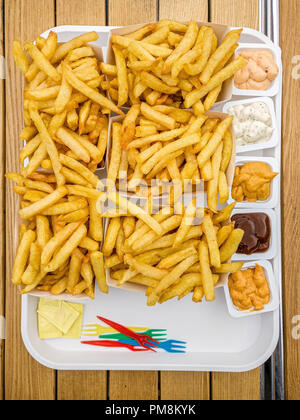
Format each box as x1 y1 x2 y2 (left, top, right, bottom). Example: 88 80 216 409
82 324 149 337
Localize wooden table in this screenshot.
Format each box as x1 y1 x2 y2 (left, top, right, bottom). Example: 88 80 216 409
1 0 299 400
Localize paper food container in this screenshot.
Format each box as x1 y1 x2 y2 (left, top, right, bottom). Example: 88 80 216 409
106 21 239 110
105 110 236 293
22 43 105 302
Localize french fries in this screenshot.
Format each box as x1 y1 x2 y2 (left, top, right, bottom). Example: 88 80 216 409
104 204 244 305
8 31 117 298
102 21 245 109
10 22 245 305
108 109 234 214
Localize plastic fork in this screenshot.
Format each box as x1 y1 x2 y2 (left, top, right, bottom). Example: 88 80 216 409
81 340 150 352
97 316 161 352
82 324 148 337
99 329 167 341
118 339 187 354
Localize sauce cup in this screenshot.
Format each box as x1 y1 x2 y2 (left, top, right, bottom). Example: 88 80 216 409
224 260 279 318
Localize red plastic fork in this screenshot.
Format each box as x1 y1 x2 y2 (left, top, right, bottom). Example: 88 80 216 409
81 340 150 352
97 316 161 352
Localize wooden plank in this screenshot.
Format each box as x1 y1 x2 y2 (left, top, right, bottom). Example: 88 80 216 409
280 0 300 401
55 0 108 401
57 371 107 400
56 0 106 26
108 0 158 400
210 0 261 400
159 0 208 22
212 370 261 400
161 372 210 400
109 371 158 400
158 0 210 401
210 0 259 28
4 0 56 400
0 0 5 401
109 0 157 26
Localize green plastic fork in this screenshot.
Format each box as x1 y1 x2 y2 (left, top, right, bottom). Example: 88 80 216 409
98 329 167 341
82 324 149 337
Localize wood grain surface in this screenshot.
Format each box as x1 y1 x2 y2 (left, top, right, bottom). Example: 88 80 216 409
56 0 106 26
280 0 300 401
0 0 5 401
159 0 208 21
109 0 157 26
4 0 56 400
1 0 299 401
210 0 259 28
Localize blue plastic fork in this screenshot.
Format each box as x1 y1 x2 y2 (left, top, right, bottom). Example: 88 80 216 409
118 338 186 354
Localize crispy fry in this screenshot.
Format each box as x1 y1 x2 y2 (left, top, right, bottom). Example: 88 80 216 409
173 198 197 248
163 20 198 74
147 255 198 306
52 31 98 64
108 191 163 236
202 214 221 268
56 127 90 163
218 170 229 204
29 103 65 186
124 254 167 282
24 42 61 82
140 102 176 130
19 186 68 220
219 229 244 263
13 40 30 74
113 45 129 106
102 217 121 257
121 104 140 149
199 240 215 301
12 230 36 285
90 251 108 294
197 117 232 168
141 133 200 175
213 262 244 274
220 130 233 173
63 63 124 115
141 71 179 95
184 57 248 108
199 29 242 84
59 153 101 188
107 122 122 188
45 224 87 272
207 142 223 213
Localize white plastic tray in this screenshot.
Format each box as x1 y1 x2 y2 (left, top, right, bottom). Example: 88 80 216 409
21 23 282 372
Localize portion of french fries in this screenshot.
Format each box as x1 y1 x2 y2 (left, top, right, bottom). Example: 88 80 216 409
101 20 247 305
7 31 121 298
104 202 244 306
101 20 247 109
108 104 233 212
8 21 247 303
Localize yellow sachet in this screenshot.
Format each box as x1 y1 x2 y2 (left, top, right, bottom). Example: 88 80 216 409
37 298 83 339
